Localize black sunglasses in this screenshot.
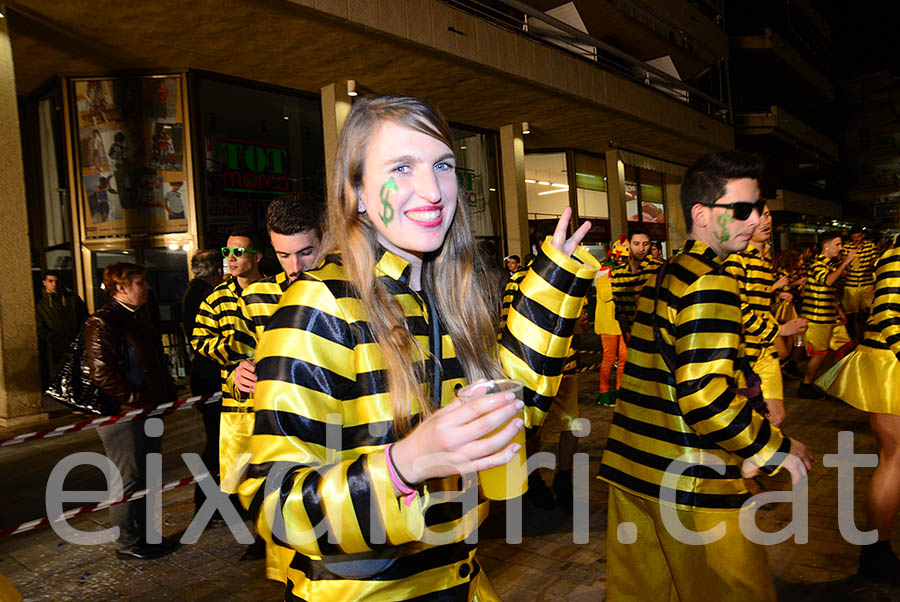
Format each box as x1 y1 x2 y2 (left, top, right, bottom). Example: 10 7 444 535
221 247 258 258
697 200 765 221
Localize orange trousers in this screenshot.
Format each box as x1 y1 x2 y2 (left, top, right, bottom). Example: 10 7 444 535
599 334 627 393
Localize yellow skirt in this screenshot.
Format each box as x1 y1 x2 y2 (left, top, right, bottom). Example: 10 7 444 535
817 346 900 415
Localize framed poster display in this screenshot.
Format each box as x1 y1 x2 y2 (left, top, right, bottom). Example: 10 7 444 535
70 75 191 238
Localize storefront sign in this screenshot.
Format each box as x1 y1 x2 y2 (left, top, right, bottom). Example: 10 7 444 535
220 138 289 194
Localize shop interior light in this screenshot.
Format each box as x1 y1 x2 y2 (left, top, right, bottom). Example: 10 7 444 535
538 187 569 195
347 80 358 97
525 178 537 184
489 187 496 192
168 243 180 250
538 180 551 185
522 121 531 135
182 244 191 252
551 183 569 188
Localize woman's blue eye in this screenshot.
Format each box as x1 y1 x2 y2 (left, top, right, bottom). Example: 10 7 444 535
435 162 453 171
394 165 410 174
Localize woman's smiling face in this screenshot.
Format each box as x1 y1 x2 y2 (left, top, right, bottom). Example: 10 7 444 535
359 120 458 260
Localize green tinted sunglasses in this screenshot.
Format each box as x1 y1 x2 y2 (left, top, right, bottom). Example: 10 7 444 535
221 247 258 258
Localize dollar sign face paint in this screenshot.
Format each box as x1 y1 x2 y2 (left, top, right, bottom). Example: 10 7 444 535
379 177 398 226
716 211 731 243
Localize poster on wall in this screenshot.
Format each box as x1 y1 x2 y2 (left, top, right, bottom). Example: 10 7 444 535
73 75 189 237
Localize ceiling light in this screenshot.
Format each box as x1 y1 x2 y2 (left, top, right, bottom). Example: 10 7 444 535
168 243 180 250
525 178 537 184
347 79 358 97
522 121 531 135
460 145 467 150
552 183 569 188
538 188 569 196
538 180 551 186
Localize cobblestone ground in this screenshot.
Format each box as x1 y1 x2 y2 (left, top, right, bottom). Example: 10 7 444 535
2 367 900 600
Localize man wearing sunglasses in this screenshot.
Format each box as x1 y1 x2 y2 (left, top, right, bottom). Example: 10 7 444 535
599 151 813 602
190 224 263 556
219 194 322 582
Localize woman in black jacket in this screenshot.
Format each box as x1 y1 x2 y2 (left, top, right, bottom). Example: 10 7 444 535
84 262 176 559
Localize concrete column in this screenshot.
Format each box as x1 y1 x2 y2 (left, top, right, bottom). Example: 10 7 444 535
605 150 627 238
499 123 529 258
321 82 353 198
0 18 47 427
665 176 686 252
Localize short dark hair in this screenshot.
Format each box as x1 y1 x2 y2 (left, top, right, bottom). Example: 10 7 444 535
820 231 842 248
227 224 264 252
103 263 145 299
42 270 61 281
266 193 324 237
627 226 650 241
849 224 864 235
191 249 221 279
505 254 521 264
680 151 765 231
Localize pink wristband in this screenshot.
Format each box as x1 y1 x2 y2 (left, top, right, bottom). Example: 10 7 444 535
385 443 418 507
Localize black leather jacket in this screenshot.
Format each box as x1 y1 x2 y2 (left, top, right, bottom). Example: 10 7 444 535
84 300 176 408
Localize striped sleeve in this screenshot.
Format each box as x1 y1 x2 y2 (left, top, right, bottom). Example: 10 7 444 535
872 245 900 361
499 240 599 429
723 255 778 347
673 272 788 474
190 283 254 366
238 278 425 557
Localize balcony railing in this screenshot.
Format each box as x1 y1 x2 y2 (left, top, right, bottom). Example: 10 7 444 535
438 0 731 123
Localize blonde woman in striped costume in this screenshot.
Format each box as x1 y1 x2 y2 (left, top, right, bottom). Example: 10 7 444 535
821 234 900 584
237 95 598 601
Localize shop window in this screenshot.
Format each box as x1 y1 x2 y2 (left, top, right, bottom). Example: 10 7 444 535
89 246 190 381
525 153 570 218
196 76 325 251
452 126 501 241
625 165 640 223
573 153 608 219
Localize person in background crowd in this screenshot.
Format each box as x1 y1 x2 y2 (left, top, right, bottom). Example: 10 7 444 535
191 224 264 559
181 249 225 528
504 253 521 277
36 270 89 380
85 263 177 559
500 260 586 511
649 240 663 262
841 224 879 342
601 226 661 406
224 193 323 583
820 234 900 584
598 151 812 601
772 248 809 379
798 232 856 399
236 95 598 600
724 203 808 427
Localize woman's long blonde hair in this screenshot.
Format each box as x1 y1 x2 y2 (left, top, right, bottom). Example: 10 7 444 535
322 95 504 435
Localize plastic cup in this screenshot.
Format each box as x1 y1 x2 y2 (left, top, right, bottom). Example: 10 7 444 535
456 379 528 500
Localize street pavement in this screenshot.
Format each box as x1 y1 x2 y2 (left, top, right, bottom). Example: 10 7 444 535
2 368 900 601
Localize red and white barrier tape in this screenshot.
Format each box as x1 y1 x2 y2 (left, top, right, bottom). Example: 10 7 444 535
0 472 213 540
0 392 222 449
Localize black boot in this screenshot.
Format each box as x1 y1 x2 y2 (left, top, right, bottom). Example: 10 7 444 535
859 541 900 585
240 535 266 561
524 474 556 510
552 470 573 513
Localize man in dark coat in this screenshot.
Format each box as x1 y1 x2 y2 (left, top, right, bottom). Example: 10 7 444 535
35 271 88 378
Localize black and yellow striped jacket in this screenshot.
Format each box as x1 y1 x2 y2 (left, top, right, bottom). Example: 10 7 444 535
598 240 790 511
800 254 841 324
500 265 580 379
611 256 662 329
216 270 293 494
191 277 257 407
723 244 779 361
859 236 900 359
239 242 599 600
842 240 878 288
